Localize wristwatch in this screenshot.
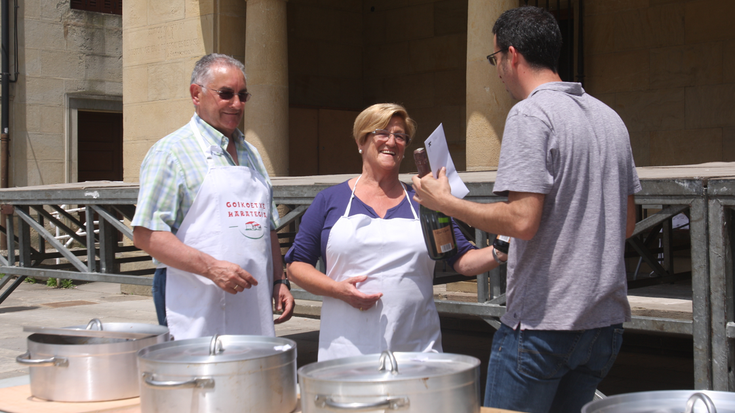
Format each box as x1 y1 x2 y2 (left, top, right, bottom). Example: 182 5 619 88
273 278 291 290
492 247 507 265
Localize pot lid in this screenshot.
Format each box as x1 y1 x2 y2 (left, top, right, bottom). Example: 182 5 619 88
298 351 479 382
138 334 295 364
582 390 735 413
24 326 153 340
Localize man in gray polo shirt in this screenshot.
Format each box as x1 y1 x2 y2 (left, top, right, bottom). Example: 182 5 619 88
412 6 640 413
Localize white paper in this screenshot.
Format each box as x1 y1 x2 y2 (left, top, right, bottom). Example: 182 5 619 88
423 124 469 199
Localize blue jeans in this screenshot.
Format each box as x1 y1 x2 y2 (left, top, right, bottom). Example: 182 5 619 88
152 267 167 326
484 323 624 413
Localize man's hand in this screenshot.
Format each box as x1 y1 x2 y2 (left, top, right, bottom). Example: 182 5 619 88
272 284 294 324
133 227 258 294
204 259 259 294
412 167 455 212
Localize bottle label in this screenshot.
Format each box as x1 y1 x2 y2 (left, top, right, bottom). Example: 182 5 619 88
497 235 510 243
433 226 455 253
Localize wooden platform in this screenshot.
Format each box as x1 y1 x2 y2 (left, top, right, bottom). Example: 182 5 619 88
0 384 139 413
1 161 732 390
0 384 521 413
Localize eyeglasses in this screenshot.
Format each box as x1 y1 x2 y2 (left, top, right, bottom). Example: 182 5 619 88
486 49 507 66
198 85 252 102
372 129 410 145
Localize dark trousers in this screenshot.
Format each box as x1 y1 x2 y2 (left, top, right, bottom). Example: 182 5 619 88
152 267 167 326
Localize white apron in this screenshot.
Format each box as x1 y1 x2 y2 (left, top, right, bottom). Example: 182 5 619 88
318 176 441 361
165 117 275 340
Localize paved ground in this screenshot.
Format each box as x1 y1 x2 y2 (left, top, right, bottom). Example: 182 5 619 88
0 280 321 383
0 279 696 397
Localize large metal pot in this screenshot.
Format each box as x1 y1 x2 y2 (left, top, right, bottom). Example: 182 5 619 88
16 319 169 402
582 390 735 413
137 334 298 413
298 351 481 413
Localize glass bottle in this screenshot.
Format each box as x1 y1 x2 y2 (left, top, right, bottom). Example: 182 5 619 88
492 234 510 254
413 148 458 260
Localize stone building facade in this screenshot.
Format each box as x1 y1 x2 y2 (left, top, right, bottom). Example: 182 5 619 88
0 0 734 187
4 0 122 187
585 0 735 167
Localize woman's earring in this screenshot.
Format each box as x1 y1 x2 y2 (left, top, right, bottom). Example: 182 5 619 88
359 149 363 154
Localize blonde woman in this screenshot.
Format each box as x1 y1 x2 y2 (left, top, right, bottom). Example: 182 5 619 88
285 103 506 361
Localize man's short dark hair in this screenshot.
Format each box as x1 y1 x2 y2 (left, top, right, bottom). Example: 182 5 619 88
492 6 562 73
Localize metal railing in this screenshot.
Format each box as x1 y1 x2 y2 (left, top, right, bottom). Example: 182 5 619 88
0 170 729 390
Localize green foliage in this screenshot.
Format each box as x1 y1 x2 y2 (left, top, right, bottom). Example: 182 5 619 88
60 279 74 289
25 277 37 284
46 278 75 289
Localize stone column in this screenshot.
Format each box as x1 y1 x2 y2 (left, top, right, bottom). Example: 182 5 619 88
244 0 289 176
465 0 516 171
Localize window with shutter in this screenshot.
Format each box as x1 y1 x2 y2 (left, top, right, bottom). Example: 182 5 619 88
70 0 122 15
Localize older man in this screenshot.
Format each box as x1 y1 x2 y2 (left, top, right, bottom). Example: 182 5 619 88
132 53 294 340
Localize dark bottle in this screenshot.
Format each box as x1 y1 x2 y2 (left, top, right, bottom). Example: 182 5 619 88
493 234 510 254
413 148 458 260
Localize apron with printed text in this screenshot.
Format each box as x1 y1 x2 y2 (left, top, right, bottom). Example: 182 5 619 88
165 117 274 340
319 176 441 360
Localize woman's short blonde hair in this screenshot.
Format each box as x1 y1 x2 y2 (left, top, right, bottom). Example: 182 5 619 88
353 103 417 146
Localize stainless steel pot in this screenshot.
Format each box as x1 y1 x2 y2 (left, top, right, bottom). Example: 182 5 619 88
137 334 298 413
298 351 481 413
16 318 169 402
582 390 735 413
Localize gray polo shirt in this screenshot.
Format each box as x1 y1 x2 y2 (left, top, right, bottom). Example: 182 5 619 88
494 82 641 331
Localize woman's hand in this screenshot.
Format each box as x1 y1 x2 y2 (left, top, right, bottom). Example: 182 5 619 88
287 262 382 311
336 275 382 311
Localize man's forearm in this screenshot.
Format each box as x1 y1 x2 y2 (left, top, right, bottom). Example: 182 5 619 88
133 226 259 291
440 192 545 241
133 227 216 277
413 169 544 240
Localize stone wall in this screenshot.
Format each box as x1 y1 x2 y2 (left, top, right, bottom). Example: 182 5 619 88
8 0 122 186
288 1 363 111
122 0 246 183
120 0 735 179
363 0 469 172
584 0 735 166
287 0 468 174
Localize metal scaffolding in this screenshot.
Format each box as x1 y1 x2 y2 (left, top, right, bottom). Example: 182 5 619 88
0 163 733 390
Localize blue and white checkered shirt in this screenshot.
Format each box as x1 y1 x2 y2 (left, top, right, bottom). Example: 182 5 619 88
131 113 279 234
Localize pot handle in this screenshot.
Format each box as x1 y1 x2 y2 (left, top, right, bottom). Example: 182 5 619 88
16 352 68 367
209 334 223 355
685 392 717 413
378 351 398 375
142 372 215 389
314 395 409 411
85 318 103 330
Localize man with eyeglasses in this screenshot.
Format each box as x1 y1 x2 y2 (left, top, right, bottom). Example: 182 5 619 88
413 6 639 413
131 53 294 340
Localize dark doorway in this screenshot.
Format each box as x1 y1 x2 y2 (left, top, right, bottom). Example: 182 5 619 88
77 111 123 182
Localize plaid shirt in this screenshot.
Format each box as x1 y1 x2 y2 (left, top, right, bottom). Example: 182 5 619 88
131 113 279 234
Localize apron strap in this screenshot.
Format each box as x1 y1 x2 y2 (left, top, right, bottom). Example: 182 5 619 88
403 183 417 219
344 175 361 218
345 176 418 220
189 116 218 169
